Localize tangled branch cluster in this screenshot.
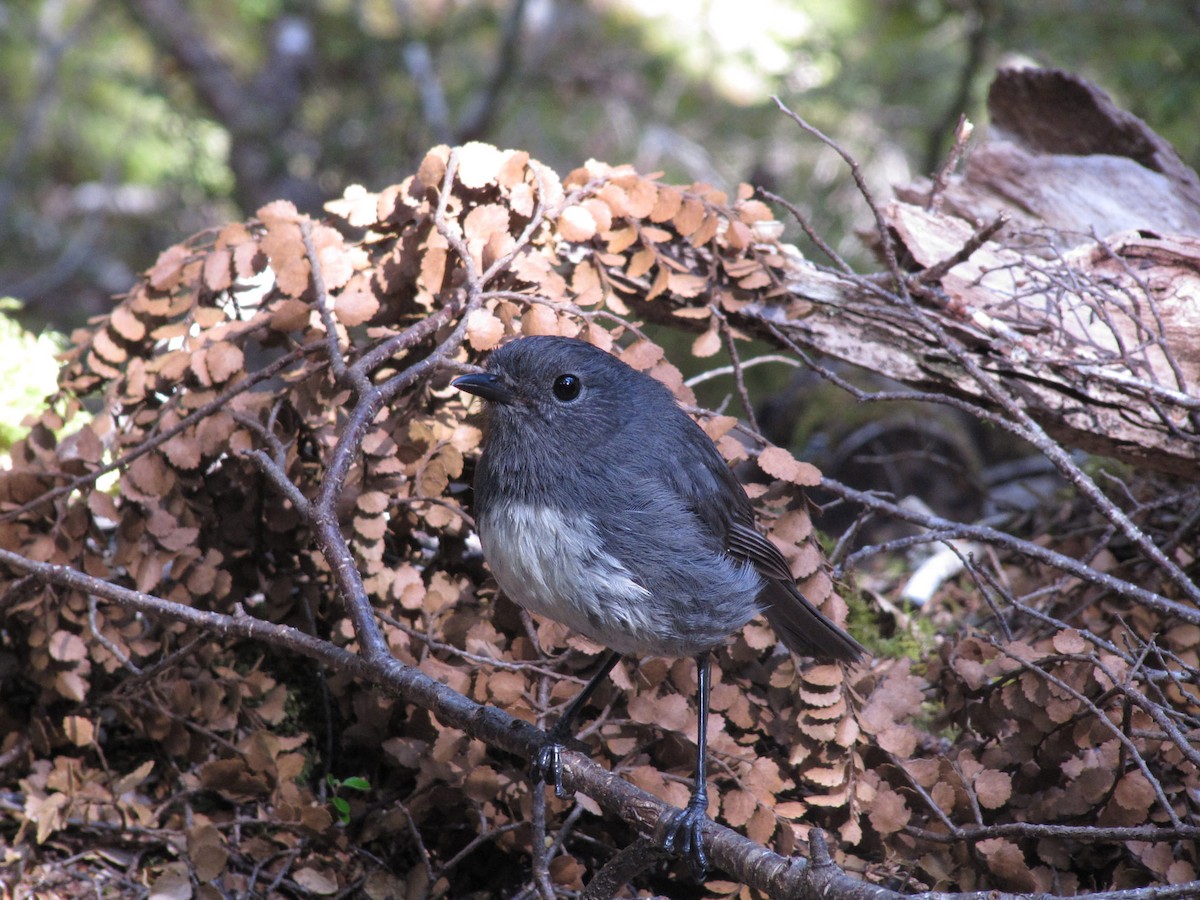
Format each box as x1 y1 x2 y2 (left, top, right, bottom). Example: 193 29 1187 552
0 135 1197 899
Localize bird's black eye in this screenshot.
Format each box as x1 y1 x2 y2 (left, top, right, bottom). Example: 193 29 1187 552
552 373 581 402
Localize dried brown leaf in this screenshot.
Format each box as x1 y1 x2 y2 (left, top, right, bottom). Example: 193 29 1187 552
627 691 690 732
725 219 753 249
464 203 511 244
931 780 957 814
157 524 199 553
1113 770 1156 814
292 867 339 895
256 685 288 725
904 758 941 788
416 146 449 189
496 149 530 189
606 226 638 254
689 212 722 247
619 340 664 372
722 789 756 828
867 787 911 835
188 824 228 882
269 297 310 332
418 245 448 296
801 664 845 687
757 446 820 486
419 656 472 696
738 197 773 220
54 672 89 705
206 342 245 385
335 274 380 327
669 272 709 298
203 248 233 292
558 205 597 242
649 186 683 223
626 178 659 218
737 269 774 290
583 197 613 233
805 765 848 789
109 305 146 342
162 432 202 470
1164 623 1200 652
692 322 722 358
674 198 706 236
257 198 300 223
148 244 188 290
1167 860 1198 884
746 757 786 798
646 266 671 300
91 327 127 365
974 769 1013 809
521 303 560 336
357 491 390 515
877 724 917 757
325 184 380 227
796 683 841 708
549 855 586 890
771 509 813 544
464 765 503 803
198 758 271 800
353 515 387 541
834 714 860 747
977 838 1036 891
595 183 630 218
87 489 119 525
466 309 505 351
482 228 517 273
745 804 777 845
316 241 354 292
62 715 95 747
113 759 156 795
233 241 265 278
626 764 669 799
193 307 226 328
1052 628 1090 655
274 254 311 297
457 142 505 189
488 671 527 706
48 630 87 663
147 863 192 900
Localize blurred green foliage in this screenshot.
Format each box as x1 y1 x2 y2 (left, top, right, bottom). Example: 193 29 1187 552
1 0 1196 335
0 299 63 453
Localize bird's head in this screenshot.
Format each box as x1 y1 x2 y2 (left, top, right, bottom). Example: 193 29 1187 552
452 336 673 452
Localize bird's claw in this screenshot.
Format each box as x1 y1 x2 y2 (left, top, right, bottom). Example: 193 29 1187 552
659 799 710 881
531 740 568 798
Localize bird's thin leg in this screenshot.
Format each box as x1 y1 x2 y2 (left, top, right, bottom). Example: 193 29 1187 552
533 650 621 798
659 652 712 880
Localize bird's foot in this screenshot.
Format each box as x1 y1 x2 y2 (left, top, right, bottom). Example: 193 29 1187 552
659 795 710 881
530 737 568 799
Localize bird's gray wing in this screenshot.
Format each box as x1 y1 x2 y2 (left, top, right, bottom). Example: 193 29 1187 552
665 417 865 662
728 518 865 661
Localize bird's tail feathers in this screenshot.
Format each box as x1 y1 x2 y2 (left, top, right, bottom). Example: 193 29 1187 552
762 580 866 662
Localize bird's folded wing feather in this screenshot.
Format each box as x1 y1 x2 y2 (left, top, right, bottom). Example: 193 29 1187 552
665 420 865 661
726 519 794 581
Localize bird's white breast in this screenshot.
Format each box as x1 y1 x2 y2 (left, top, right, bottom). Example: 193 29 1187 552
477 502 657 653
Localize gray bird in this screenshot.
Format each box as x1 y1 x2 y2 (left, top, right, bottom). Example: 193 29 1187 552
453 335 864 879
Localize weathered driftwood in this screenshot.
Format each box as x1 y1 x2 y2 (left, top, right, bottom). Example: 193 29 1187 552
746 68 1200 478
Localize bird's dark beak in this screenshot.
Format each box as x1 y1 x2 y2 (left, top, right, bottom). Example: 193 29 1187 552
452 372 515 404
